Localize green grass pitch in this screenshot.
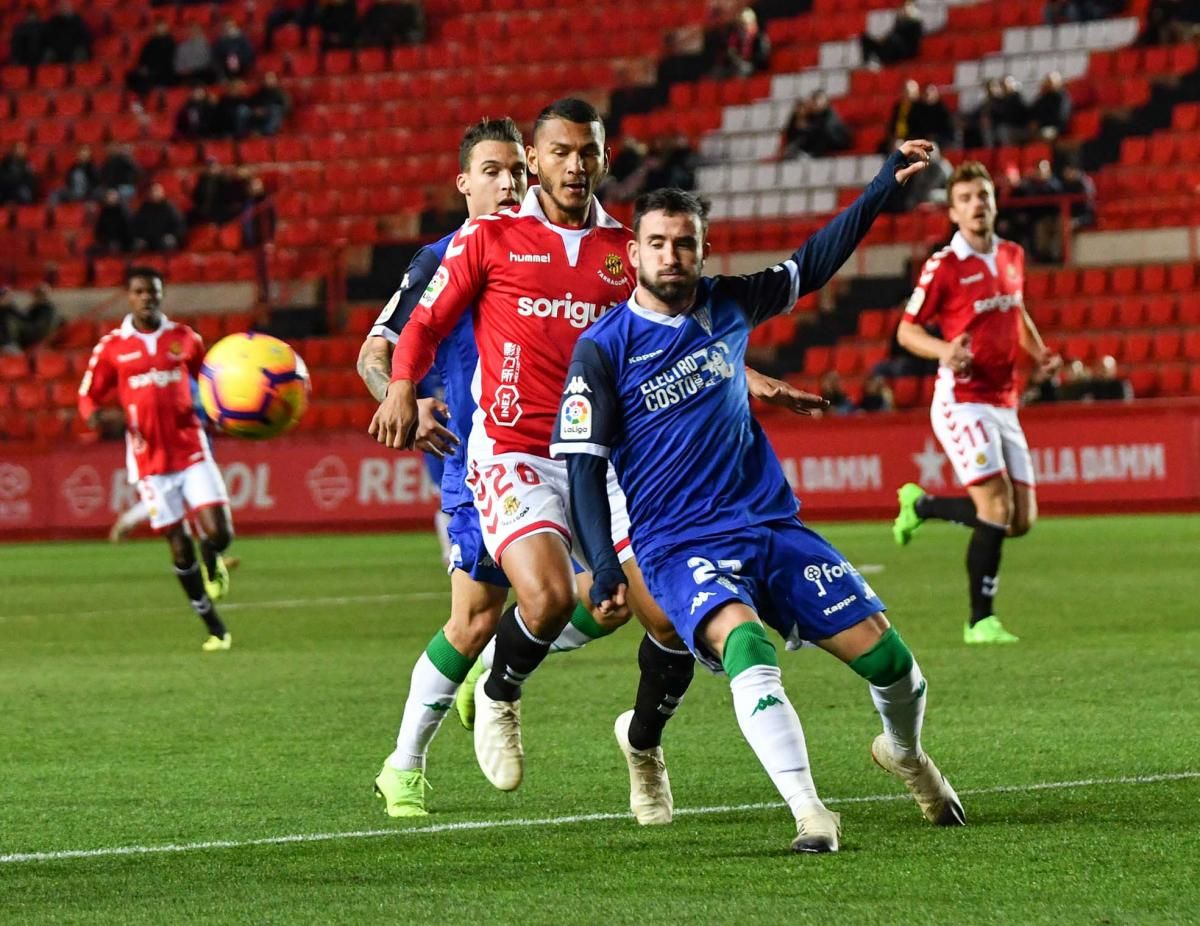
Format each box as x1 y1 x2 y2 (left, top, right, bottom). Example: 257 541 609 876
2 514 1198 925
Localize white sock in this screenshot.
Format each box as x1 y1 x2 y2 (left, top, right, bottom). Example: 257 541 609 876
479 636 496 671
549 622 594 653
434 511 452 564
730 664 822 819
869 660 927 761
118 501 149 531
386 652 459 771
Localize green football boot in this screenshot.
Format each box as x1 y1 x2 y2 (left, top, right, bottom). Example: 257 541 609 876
203 554 230 601
455 656 487 730
892 483 926 547
963 616 1019 644
374 765 430 818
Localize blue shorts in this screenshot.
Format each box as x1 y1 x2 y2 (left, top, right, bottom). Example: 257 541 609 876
638 518 886 665
424 452 445 488
446 503 509 588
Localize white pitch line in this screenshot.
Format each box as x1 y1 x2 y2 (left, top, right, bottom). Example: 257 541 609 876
2 591 446 623
2 770 1195 866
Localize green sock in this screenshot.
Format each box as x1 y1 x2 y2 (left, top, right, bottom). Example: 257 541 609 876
550 603 614 653
425 629 473 684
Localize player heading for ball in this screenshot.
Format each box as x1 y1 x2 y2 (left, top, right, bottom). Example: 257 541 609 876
78 266 236 651
558 147 966 852
893 162 1060 645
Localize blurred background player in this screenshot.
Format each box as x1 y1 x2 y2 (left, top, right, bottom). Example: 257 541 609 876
78 266 236 651
893 162 1061 645
561 162 965 854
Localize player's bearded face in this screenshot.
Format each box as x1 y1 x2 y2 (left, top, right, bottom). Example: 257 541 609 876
949 179 996 235
529 118 607 220
636 212 704 307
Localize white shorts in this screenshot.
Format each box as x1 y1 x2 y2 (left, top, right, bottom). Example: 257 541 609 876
931 387 1036 489
468 452 634 568
137 460 230 530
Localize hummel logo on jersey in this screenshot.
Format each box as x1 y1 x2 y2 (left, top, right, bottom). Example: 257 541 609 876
690 591 715 615
960 272 984 285
565 376 591 395
117 352 143 362
751 694 783 716
510 251 550 264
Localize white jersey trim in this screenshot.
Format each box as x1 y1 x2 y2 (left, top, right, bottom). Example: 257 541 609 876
549 441 610 459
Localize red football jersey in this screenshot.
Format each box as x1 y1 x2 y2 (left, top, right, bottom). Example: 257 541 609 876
77 315 209 479
392 186 634 457
904 231 1026 407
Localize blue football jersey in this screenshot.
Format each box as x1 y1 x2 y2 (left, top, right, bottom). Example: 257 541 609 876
554 151 903 561
370 229 478 510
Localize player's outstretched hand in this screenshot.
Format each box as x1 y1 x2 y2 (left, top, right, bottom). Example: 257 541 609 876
1035 346 1063 378
368 380 419 449
414 397 459 459
746 368 830 416
895 139 934 185
941 333 973 374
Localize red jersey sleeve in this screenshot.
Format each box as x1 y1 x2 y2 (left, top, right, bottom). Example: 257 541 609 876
184 327 205 379
903 248 949 327
390 217 493 384
77 337 117 423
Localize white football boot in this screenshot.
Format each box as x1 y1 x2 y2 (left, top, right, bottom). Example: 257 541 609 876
473 671 524 791
613 710 673 825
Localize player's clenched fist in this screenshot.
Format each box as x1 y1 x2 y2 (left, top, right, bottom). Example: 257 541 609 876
369 379 419 448
894 139 934 185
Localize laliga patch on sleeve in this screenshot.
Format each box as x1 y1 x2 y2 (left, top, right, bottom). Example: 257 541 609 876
419 266 450 309
560 395 592 439
374 285 402 325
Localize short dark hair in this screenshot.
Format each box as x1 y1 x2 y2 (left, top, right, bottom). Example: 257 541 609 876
458 117 524 171
126 265 164 287
533 97 604 140
632 187 710 238
946 160 993 197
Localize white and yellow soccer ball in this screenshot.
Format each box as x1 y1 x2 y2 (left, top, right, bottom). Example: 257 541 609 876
198 332 310 439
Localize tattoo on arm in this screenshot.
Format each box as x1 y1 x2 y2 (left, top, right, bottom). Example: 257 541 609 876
362 354 392 402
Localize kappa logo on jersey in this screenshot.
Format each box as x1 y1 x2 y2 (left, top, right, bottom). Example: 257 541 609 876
419 266 450 308
564 376 591 395
516 293 618 329
560 395 591 438
128 367 183 390
629 348 664 364
689 591 715 615
509 251 550 264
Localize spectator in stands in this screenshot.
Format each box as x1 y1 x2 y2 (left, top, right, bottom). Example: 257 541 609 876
359 0 426 47
599 138 648 203
55 145 99 203
1058 359 1091 401
908 84 956 149
819 371 855 415
190 158 226 224
215 80 255 138
1138 0 1199 43
131 183 186 253
1088 355 1134 401
92 188 134 254
884 141 949 212
1021 359 1061 405
782 92 853 159
219 166 256 224
212 18 256 81
242 176 276 247
250 72 290 136
128 21 177 94
642 135 699 192
715 7 771 77
175 24 216 85
265 0 320 51
1031 72 1071 140
98 144 143 202
884 79 921 150
1013 159 1064 262
318 0 359 50
1059 163 1096 229
860 0 923 69
0 143 39 205
857 374 894 413
1 284 62 351
993 75 1030 145
9 8 45 68
43 1 91 64
175 87 217 140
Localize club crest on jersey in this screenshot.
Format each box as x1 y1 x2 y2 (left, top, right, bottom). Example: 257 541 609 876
419 266 450 308
1006 264 1019 282
561 395 591 438
499 494 530 525
167 341 184 359
598 253 625 286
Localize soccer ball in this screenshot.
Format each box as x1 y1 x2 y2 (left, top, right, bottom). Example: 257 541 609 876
198 332 310 439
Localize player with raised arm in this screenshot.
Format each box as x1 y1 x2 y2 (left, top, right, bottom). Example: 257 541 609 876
892 162 1060 645
78 266 236 651
558 158 967 854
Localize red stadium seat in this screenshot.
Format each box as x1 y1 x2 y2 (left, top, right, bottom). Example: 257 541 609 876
1159 365 1188 396
14 381 47 411
1144 296 1175 327
803 346 832 375
1128 368 1157 398
34 351 69 380
1123 333 1152 364
0 354 31 380
1183 331 1200 362
1152 331 1181 361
